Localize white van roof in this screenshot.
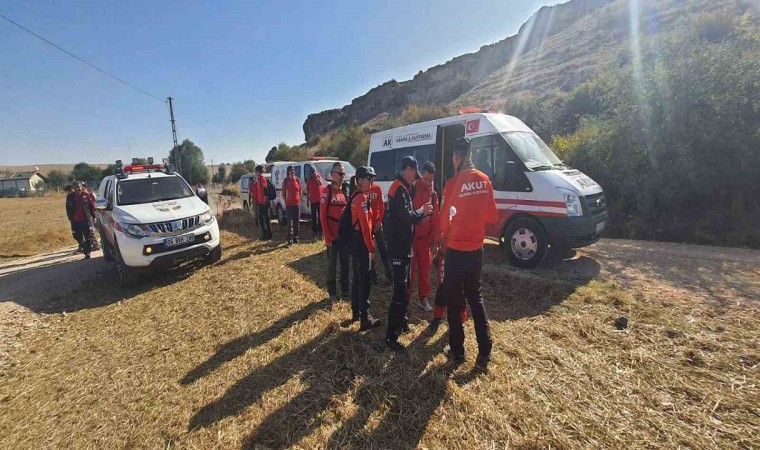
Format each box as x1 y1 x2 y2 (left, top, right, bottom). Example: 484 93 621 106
369 112 533 152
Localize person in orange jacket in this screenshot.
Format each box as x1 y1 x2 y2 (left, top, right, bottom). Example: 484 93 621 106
350 166 381 330
321 162 350 301
307 166 323 240
281 165 302 246
439 137 498 369
254 166 273 241
407 161 440 312
366 179 393 284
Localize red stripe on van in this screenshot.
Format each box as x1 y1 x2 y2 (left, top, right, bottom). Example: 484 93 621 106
498 209 567 218
495 198 566 208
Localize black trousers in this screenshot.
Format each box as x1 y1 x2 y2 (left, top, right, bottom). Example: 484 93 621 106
443 248 493 358
350 231 372 321
257 204 272 238
311 203 322 234
327 238 350 296
72 221 93 255
386 255 411 341
286 206 300 241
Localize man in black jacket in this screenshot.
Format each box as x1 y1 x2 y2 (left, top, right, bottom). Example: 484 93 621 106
64 184 82 252
384 156 433 352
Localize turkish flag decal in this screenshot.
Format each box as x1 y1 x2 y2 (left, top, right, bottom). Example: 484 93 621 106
465 119 480 134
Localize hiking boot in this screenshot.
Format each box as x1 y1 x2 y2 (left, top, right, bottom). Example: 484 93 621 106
400 322 414 334
418 298 433 312
84 253 91 260
429 318 441 333
475 353 491 371
385 339 405 353
359 317 381 331
294 238 300 244
287 240 293 247
445 348 465 364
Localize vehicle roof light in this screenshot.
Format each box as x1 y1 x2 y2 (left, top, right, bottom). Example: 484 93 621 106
308 156 338 161
458 106 488 115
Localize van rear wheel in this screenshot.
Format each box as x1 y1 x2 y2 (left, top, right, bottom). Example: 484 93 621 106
502 217 547 269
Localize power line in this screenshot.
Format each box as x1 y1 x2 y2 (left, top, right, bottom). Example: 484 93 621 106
0 13 166 103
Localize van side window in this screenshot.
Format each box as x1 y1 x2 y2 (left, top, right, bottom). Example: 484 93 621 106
241 177 250 191
294 166 302 180
492 136 532 192
370 150 395 181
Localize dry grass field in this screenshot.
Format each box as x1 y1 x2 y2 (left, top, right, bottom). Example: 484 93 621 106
0 195 74 259
0 209 758 449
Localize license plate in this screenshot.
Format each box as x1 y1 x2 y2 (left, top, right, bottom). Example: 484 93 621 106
164 234 194 248
595 221 606 234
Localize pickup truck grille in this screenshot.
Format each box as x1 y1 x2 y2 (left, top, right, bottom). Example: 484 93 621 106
147 215 201 235
585 193 607 216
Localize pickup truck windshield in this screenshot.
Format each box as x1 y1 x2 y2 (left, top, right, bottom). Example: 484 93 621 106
116 176 195 206
501 132 562 170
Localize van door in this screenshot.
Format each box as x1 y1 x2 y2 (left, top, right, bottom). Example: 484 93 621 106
435 123 465 194
301 163 313 218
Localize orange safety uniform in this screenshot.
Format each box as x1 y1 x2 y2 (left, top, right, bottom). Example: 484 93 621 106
367 182 385 231
320 184 348 245
306 172 323 204
407 180 440 301
440 169 498 251
351 191 374 253
282 176 302 207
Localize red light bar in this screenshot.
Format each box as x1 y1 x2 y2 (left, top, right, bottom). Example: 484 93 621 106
124 164 164 173
458 106 488 115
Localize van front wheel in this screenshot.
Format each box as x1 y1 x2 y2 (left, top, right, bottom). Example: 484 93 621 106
502 217 547 269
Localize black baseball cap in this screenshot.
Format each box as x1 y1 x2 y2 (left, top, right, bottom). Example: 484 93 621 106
400 156 421 180
255 165 264 173
355 166 376 179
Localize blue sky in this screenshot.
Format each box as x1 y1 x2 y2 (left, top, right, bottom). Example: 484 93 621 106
1 0 557 166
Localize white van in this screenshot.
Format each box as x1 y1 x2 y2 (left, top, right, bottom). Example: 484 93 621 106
368 111 607 268
240 173 255 212
269 158 356 225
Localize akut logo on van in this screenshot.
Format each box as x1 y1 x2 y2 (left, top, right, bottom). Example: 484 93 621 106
382 131 433 149
459 180 488 198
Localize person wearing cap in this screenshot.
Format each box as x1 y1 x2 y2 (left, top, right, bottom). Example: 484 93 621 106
384 156 434 352
281 165 302 246
307 166 324 240
440 138 498 368
321 162 350 301
254 165 272 241
367 176 393 284
350 166 381 330
407 161 440 312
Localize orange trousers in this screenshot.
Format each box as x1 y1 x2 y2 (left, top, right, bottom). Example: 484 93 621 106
408 238 432 302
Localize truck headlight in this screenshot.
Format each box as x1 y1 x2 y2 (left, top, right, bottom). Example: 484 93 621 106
124 223 149 239
561 191 583 217
201 210 215 224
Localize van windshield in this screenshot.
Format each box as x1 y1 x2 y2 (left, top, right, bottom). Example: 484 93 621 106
314 161 356 181
500 132 562 170
116 176 195 206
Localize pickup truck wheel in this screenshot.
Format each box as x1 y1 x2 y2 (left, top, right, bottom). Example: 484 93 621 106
276 205 287 227
502 217 547 269
101 237 115 262
207 244 222 264
114 246 139 287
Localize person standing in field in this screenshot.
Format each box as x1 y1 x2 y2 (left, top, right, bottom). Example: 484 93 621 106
367 176 393 284
384 156 433 352
439 138 498 369
83 185 101 251
321 162 350 302
407 161 440 312
281 165 302 246
64 184 82 253
307 166 323 241
254 165 272 241
71 182 95 259
350 166 381 330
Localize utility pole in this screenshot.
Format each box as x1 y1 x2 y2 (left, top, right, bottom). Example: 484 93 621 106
168 97 181 177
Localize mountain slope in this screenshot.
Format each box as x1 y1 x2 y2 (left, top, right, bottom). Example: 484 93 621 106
303 0 752 140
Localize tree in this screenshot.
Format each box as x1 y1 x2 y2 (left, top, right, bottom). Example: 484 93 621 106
265 146 277 163
71 162 102 185
101 164 117 180
168 139 208 184
46 169 68 192
212 165 227 184
228 160 257 183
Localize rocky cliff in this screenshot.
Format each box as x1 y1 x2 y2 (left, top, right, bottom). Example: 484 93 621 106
303 0 747 141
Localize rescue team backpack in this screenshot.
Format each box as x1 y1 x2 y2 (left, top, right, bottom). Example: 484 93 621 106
265 178 276 201
338 190 371 243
